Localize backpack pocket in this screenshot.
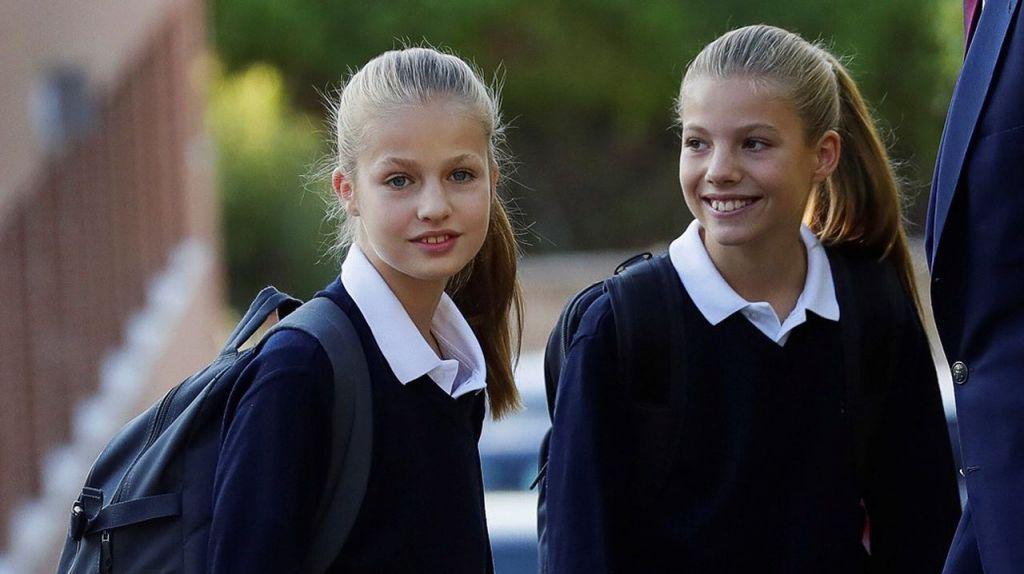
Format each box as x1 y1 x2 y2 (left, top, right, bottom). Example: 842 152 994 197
62 493 182 573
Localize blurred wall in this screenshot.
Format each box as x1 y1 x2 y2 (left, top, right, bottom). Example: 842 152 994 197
1 0 170 213
0 0 222 571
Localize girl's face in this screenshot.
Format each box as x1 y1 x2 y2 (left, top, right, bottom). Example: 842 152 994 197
678 76 838 253
335 99 494 292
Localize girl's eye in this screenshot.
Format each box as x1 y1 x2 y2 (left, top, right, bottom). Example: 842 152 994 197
450 169 475 183
743 139 769 151
684 138 707 151
385 175 411 189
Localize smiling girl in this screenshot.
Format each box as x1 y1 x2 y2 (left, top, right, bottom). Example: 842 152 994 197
544 25 960 573
209 47 521 573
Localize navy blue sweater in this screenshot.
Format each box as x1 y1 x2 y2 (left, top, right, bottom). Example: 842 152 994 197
209 279 492 573
545 256 960 573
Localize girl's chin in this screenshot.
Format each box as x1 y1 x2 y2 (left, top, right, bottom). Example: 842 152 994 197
373 239 483 288
699 223 756 249
400 257 475 285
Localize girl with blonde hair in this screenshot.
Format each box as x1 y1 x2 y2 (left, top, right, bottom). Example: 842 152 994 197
543 25 960 573
209 47 521 573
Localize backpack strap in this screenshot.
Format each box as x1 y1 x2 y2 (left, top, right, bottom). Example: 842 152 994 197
543 280 604 420
542 253 685 417
606 254 688 498
267 297 373 573
605 254 686 406
827 248 869 486
829 247 908 490
534 279 606 493
220 286 301 356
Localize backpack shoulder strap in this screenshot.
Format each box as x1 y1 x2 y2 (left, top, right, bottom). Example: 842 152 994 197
220 286 302 356
827 246 869 485
605 254 685 405
543 280 604 421
267 297 373 573
542 252 682 417
829 246 910 488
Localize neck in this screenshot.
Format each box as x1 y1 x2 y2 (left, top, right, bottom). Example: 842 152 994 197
359 243 445 354
702 227 807 321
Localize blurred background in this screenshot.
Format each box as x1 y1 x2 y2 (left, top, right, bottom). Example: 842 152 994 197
0 1 965 572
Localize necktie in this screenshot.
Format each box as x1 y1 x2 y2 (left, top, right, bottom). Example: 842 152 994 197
965 0 982 48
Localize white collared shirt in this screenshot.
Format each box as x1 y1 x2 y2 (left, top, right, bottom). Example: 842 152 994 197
340 245 487 398
668 220 840 346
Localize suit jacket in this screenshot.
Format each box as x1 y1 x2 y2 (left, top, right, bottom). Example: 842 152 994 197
926 0 1024 571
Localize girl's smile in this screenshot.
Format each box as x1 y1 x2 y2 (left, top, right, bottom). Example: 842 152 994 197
410 229 462 254
701 194 763 217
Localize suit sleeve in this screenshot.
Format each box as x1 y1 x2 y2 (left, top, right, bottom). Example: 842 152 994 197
545 296 628 574
864 292 961 573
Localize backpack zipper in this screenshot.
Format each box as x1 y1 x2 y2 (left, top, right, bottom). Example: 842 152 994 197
109 355 236 504
100 531 112 574
108 381 184 505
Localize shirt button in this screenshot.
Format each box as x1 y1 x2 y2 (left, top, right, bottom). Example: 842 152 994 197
951 361 969 385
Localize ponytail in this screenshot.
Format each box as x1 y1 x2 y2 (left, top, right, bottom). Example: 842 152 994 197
808 58 920 310
448 192 524 419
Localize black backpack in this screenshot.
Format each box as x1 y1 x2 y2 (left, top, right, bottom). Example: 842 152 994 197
533 253 682 573
534 248 880 573
56 287 374 573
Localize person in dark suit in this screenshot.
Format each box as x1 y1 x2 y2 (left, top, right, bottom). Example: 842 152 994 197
926 0 1024 572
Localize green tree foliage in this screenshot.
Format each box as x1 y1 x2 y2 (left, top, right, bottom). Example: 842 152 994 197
210 0 963 302
208 62 337 308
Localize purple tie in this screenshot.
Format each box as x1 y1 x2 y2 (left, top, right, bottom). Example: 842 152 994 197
965 0 982 48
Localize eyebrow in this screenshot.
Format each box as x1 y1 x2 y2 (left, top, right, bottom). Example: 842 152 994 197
448 153 485 165
373 153 484 170
374 156 417 170
682 123 781 134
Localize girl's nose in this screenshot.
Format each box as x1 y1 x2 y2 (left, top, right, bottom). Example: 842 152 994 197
705 149 741 186
417 180 453 221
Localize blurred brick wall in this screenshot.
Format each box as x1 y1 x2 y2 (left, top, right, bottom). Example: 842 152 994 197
0 0 220 554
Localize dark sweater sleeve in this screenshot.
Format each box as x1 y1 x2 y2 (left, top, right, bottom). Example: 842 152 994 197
545 295 627 574
208 330 334 574
864 292 961 573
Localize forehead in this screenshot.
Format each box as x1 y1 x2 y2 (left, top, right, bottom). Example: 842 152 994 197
360 99 489 165
680 76 802 133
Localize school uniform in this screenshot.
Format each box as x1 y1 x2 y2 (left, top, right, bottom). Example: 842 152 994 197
209 245 494 573
545 221 960 573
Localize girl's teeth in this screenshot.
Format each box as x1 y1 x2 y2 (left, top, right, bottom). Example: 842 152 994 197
711 199 753 212
422 235 449 244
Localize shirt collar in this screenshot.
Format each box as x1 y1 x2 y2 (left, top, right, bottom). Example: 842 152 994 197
796 224 841 322
340 244 487 397
669 220 840 332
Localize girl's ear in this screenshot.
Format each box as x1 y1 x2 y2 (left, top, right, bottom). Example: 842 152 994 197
812 130 842 183
333 168 359 216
